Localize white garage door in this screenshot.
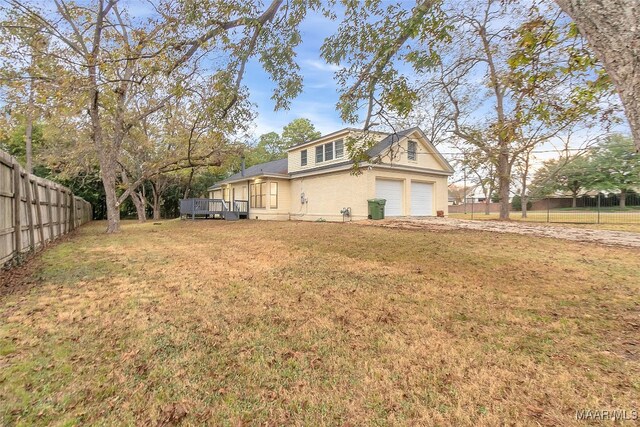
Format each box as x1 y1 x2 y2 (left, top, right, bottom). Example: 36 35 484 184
376 179 403 216
411 182 434 216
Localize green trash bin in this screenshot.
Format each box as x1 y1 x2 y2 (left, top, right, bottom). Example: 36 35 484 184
367 198 386 220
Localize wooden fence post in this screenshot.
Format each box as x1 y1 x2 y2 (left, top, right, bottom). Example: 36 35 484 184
56 187 62 238
12 161 22 256
46 184 54 242
24 174 36 251
70 196 76 231
33 179 45 248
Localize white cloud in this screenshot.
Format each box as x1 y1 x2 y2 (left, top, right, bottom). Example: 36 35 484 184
302 59 341 73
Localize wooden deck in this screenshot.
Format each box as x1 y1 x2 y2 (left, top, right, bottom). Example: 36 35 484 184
180 198 248 220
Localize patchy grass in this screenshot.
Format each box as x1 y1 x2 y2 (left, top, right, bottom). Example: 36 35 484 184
450 212 640 232
1 219 639 426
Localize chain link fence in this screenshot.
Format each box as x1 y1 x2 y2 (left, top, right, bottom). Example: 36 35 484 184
448 193 640 224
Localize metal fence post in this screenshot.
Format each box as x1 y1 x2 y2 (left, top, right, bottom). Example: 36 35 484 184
471 197 474 219
546 198 550 223
597 193 601 224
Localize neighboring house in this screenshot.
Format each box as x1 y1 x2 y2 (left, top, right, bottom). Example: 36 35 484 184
448 190 461 206
450 184 497 204
207 127 454 221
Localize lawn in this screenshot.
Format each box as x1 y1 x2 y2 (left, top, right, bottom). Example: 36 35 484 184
449 211 640 233
1 220 639 426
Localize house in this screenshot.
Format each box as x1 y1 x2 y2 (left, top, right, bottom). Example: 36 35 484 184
206 127 454 221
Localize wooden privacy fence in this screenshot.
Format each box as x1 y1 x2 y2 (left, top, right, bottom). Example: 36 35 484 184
1 149 92 265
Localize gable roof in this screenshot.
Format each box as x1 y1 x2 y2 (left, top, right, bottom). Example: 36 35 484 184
209 158 288 189
365 127 417 157
366 127 455 173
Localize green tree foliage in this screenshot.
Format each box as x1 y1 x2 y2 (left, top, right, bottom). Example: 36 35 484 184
529 155 592 207
0 122 43 162
244 118 321 167
529 134 638 208
281 118 321 147
244 132 284 166
588 135 640 207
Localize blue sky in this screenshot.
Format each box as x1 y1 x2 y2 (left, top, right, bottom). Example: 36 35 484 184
119 1 442 142
118 0 346 137
242 11 344 137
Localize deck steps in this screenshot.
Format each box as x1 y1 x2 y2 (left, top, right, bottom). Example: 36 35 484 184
223 211 239 221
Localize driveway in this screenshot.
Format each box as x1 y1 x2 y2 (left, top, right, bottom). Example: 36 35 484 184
364 217 640 248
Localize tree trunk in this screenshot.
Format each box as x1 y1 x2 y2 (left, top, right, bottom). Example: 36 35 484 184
554 0 640 151
497 152 511 220
572 194 577 208
620 189 627 208
87 6 120 233
152 189 161 220
485 197 490 215
519 154 531 219
92 97 121 233
183 167 195 199
100 161 120 233
153 200 161 220
131 191 147 222
521 194 528 218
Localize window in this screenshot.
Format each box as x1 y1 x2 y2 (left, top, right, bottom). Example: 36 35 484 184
408 140 417 161
250 182 266 208
335 139 344 158
315 140 344 164
301 149 307 166
270 182 278 209
316 145 323 163
325 141 334 161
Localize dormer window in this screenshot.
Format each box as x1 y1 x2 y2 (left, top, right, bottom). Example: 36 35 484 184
314 140 344 164
408 140 417 161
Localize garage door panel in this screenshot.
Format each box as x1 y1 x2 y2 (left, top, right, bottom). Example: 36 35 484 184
411 182 433 216
376 179 403 216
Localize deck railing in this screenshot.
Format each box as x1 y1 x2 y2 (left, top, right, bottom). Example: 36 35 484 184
233 200 248 214
180 198 249 218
